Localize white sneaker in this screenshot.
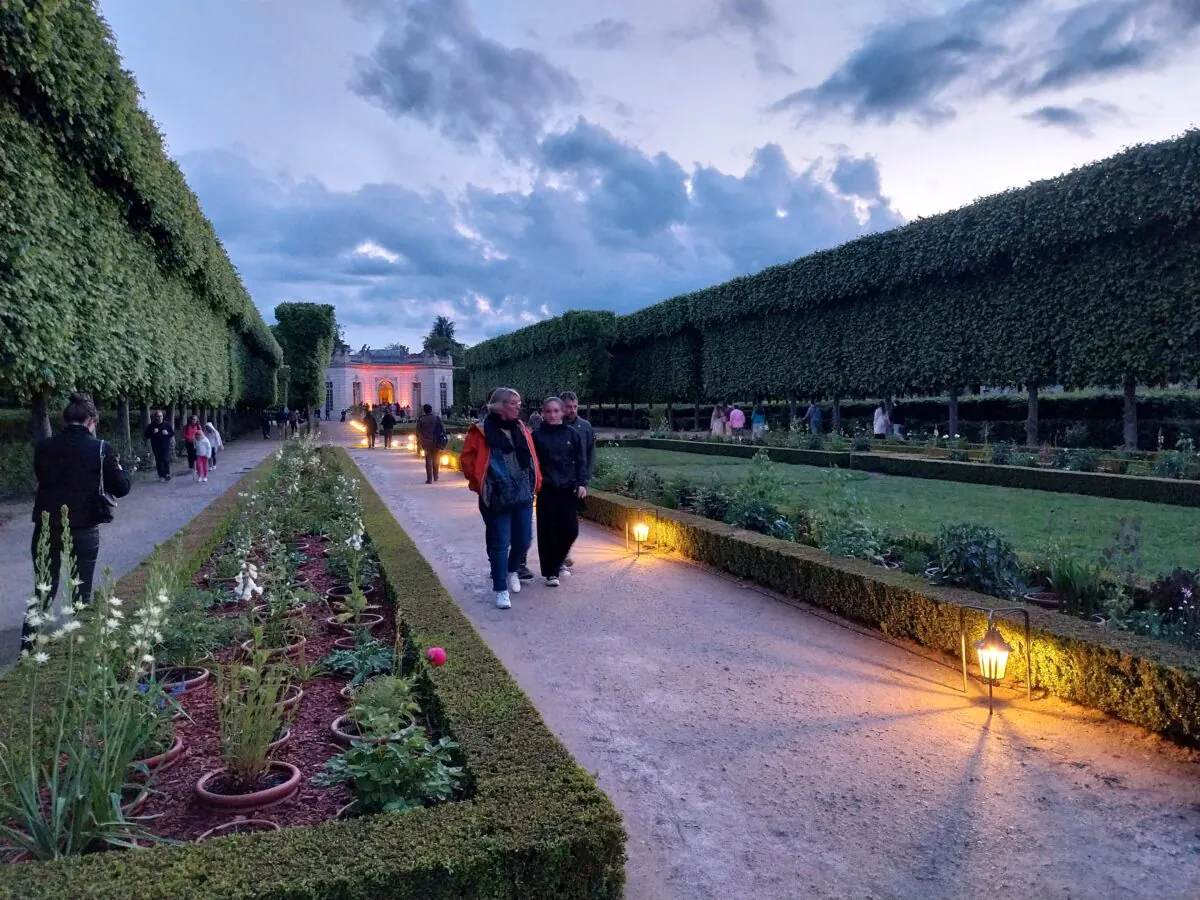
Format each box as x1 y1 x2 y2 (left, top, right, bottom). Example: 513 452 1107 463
545 576 559 587
559 566 572 578
495 590 511 609
507 572 522 593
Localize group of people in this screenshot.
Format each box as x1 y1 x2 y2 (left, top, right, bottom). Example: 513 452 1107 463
461 389 595 610
143 411 223 483
359 403 448 484
261 406 315 439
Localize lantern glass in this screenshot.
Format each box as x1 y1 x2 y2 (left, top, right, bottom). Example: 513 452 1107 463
974 626 1012 683
632 521 650 543
439 453 451 466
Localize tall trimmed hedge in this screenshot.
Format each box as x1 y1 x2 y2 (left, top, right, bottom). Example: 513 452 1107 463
465 132 1200 405
271 303 336 410
0 0 280 409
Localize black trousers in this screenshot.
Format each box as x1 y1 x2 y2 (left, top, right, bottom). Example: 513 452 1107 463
24 524 100 651
382 430 393 448
536 487 579 577
152 445 171 478
366 431 376 448
185 440 197 469
423 444 439 482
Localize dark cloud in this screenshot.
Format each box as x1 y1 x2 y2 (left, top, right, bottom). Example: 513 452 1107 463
181 123 903 347
572 18 634 50
1022 99 1122 136
674 0 795 77
717 0 776 34
350 0 579 160
772 0 1198 127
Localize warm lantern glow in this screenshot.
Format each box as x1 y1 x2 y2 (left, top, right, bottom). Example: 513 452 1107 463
349 420 366 432
632 521 650 543
439 453 451 467
406 436 416 449
974 626 1012 683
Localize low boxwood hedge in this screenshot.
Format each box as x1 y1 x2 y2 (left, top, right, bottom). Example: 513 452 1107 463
620 438 1200 508
0 449 625 899
582 490 1200 745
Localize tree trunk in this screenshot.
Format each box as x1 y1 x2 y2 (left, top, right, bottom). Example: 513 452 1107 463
788 396 797 428
831 397 842 435
117 397 131 447
694 398 700 432
948 388 959 440
1026 385 1039 447
666 402 674 431
166 402 178 460
1123 379 1137 450
139 403 150 432
29 391 52 441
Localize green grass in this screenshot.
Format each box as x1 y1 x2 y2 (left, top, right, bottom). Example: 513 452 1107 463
605 447 1200 576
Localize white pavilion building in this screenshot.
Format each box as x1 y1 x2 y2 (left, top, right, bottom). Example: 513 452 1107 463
324 347 455 415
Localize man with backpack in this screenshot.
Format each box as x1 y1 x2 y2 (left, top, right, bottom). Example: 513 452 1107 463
416 403 447 483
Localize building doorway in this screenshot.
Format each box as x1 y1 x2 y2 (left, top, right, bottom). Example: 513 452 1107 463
377 380 395 406
411 383 422 412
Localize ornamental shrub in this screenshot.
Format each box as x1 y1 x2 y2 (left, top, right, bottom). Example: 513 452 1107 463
929 524 1023 599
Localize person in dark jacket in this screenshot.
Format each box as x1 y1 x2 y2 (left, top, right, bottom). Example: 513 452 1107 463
27 393 132 651
380 410 397 448
531 397 587 587
261 409 273 439
415 403 445 483
144 409 174 481
559 391 595 573
362 407 377 449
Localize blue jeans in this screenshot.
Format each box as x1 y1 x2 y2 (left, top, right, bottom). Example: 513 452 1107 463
480 501 533 592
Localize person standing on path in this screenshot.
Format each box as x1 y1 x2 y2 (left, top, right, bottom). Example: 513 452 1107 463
711 403 728 437
288 407 299 437
873 403 890 440
182 415 201 474
26 393 132 651
261 409 273 440
144 410 174 482
362 406 378 449
751 402 767 440
531 397 586 587
416 403 447 483
380 409 396 449
560 391 595 574
203 419 224 469
276 406 288 440
805 401 823 436
728 404 746 437
193 426 212 482
460 388 541 610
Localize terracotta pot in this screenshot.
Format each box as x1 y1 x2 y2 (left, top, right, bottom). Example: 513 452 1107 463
196 818 282 841
1023 591 1062 611
194 762 302 811
330 713 412 747
339 683 357 699
326 583 381 603
147 666 210 693
132 733 187 778
324 613 384 636
332 637 358 651
250 603 305 621
267 725 292 754
240 635 307 662
881 560 901 571
121 788 150 817
335 800 360 820
276 684 304 714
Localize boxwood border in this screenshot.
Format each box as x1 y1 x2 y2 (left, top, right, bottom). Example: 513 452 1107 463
582 490 1200 746
616 438 1200 508
0 449 625 899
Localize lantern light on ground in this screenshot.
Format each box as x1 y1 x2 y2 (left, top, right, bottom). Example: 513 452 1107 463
439 452 451 467
625 509 656 557
958 606 1032 714
349 420 365 433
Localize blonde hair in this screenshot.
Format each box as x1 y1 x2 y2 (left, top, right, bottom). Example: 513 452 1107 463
487 387 521 414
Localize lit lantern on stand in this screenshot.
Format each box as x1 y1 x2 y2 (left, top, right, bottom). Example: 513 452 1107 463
958 606 1032 714
625 508 655 557
439 452 452 468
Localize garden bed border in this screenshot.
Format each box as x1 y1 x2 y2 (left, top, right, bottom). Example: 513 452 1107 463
581 489 1200 745
0 448 625 900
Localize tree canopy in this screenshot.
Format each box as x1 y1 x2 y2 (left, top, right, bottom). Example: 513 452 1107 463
272 304 338 410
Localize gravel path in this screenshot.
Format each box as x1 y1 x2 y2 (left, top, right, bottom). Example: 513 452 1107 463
0 437 280 668
343 431 1200 900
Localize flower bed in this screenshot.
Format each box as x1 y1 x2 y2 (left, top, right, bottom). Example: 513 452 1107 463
0 442 625 899
580 489 1200 745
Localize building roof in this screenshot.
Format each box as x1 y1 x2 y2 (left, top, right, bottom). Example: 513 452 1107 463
330 348 454 367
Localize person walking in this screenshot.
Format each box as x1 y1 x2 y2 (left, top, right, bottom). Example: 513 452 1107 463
380 409 396 449
203 419 224 469
261 408 273 439
532 397 586 587
144 409 174 482
288 407 299 436
26 393 132 652
805 401 823 436
416 403 446 483
873 403 890 440
728 403 746 437
559 391 595 573
528 409 544 431
362 406 378 449
193 425 212 482
710 403 728 437
276 406 288 441
751 402 767 440
182 415 201 474
460 388 541 610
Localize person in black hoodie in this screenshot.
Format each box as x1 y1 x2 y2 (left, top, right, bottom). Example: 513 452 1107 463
27 393 133 651
144 409 174 481
380 409 397 448
531 396 587 587
362 406 378 449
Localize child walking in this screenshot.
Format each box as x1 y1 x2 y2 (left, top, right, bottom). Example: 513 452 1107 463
194 426 212 482
203 419 224 468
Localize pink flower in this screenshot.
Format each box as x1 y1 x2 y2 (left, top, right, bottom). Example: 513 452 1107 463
426 647 447 667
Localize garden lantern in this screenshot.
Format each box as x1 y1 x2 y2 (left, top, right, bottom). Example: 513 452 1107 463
632 521 650 544
958 606 1031 714
439 452 451 467
625 509 655 557
406 435 416 450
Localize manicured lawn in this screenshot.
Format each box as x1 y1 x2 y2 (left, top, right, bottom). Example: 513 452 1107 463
602 447 1200 576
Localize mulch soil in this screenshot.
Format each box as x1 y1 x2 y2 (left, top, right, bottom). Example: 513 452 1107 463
136 535 398 841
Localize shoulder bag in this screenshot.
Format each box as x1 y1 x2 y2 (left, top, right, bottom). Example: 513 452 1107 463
91 440 118 524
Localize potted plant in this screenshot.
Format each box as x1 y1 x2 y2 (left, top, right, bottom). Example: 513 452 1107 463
313 729 465 815
195 654 301 811
330 675 420 746
240 620 308 663
318 634 396 690
325 584 384 635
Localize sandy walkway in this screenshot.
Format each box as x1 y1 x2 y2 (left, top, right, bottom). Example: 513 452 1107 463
342 429 1200 900
0 436 280 668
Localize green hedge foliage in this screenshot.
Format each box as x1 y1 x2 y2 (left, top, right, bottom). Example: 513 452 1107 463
466 132 1200 403
0 1 280 405
271 303 336 410
0 451 626 899
582 491 1200 744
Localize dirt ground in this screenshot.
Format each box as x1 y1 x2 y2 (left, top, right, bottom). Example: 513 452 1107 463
343 431 1200 900
0 437 279 669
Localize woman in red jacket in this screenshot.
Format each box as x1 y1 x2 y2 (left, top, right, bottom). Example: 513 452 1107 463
460 387 542 610
182 415 202 474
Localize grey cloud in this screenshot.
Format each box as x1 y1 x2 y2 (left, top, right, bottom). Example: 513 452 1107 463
772 0 1198 127
674 0 795 77
717 0 776 34
1022 99 1122 136
181 123 903 348
350 0 579 160
572 18 634 50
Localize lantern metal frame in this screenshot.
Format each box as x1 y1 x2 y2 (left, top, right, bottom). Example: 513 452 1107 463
624 507 657 557
958 605 1031 714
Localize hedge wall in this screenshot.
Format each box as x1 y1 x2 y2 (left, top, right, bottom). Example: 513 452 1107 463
271 303 336 411
0 451 626 899
619 438 1200 508
581 491 1200 744
0 0 281 408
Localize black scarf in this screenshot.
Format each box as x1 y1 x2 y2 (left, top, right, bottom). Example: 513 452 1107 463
483 413 531 471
